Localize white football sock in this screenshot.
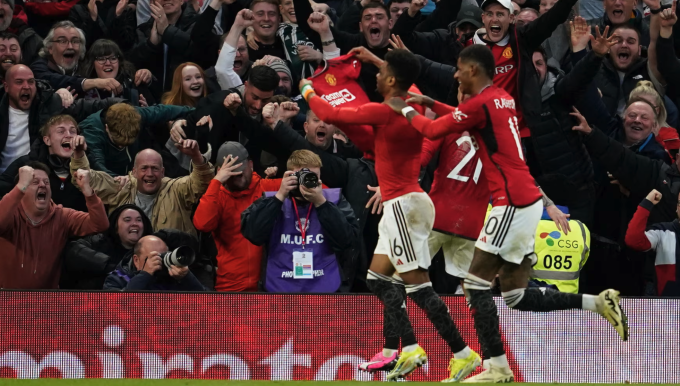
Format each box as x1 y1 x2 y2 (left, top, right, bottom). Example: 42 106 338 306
488 354 509 368
383 348 397 357
582 294 598 312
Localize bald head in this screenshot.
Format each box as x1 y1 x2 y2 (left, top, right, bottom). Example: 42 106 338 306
4 64 36 110
134 149 163 168
133 149 165 195
132 235 169 272
5 64 31 81
134 235 168 256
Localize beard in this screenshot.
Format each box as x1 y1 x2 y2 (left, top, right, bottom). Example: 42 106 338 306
0 17 11 31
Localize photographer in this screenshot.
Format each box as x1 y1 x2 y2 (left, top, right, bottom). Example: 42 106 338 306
62 204 153 290
103 235 205 291
241 150 359 292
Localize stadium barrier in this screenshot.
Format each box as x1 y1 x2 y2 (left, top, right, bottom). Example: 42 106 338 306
0 291 677 383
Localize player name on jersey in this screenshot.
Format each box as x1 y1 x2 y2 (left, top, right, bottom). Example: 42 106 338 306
494 98 516 110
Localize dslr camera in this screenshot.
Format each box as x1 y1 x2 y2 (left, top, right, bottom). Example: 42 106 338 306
290 168 319 198
160 245 196 270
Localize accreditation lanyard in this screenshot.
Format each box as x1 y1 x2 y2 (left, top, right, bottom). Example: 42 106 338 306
292 199 313 249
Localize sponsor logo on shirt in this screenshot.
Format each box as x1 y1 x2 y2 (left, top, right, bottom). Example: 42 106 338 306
502 47 513 59
494 98 516 110
322 89 357 107
325 74 337 86
495 64 514 74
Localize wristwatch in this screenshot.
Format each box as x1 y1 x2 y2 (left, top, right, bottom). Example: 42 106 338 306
401 106 415 117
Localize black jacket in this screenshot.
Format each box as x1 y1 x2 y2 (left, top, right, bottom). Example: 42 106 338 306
30 58 88 95
188 5 222 71
183 89 248 162
127 3 199 92
62 204 154 289
0 138 88 212
583 127 680 226
594 56 650 119
390 2 465 66
69 0 113 50
241 193 360 292
14 22 43 66
528 50 601 196
657 35 680 105
0 80 121 166
415 54 456 103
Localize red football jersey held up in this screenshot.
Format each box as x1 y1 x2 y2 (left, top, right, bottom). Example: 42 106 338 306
411 87 541 208
309 54 374 156
422 99 489 239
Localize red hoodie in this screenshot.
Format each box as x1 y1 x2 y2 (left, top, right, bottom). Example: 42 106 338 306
193 174 281 292
0 187 109 289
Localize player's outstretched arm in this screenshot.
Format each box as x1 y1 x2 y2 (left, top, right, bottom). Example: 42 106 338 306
385 96 476 140
299 79 385 125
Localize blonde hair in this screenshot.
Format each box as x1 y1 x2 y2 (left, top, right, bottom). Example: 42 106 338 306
287 150 323 170
106 104 141 147
40 114 78 137
629 80 668 129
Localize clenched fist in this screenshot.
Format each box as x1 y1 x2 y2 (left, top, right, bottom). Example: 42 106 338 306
224 93 242 114
75 168 94 197
646 189 662 205
17 166 35 192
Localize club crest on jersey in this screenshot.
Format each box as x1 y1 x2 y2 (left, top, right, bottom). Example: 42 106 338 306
502 47 513 59
325 74 337 86
452 109 468 122
295 218 311 232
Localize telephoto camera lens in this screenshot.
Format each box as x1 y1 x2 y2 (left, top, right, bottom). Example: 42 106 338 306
297 168 319 189
161 245 196 269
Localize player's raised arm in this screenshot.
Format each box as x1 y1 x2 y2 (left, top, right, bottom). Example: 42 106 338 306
299 78 386 126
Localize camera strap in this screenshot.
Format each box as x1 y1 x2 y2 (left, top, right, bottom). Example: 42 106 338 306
292 200 313 250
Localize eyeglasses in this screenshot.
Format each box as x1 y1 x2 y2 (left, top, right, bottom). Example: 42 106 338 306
52 38 82 47
95 56 119 64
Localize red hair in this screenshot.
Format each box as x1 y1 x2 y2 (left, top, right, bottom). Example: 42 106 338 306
161 62 208 107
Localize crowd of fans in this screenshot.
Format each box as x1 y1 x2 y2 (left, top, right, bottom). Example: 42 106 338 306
1 0 679 297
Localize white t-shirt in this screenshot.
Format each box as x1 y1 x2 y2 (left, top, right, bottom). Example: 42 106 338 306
0 107 30 173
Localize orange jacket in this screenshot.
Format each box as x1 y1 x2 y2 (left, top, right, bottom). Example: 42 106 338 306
193 174 280 291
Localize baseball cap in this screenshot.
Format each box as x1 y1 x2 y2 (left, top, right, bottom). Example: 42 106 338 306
480 0 513 13
456 5 483 28
216 142 249 173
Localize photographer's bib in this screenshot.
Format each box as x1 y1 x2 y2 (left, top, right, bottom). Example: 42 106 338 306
263 189 342 293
